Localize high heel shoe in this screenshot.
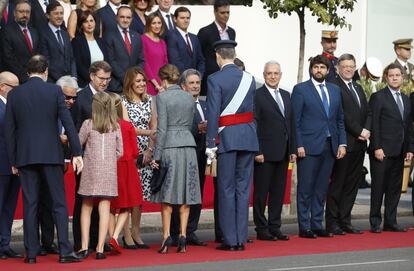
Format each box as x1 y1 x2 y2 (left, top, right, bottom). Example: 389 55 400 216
109 238 123 255
158 236 172 254
132 237 150 249
122 237 137 250
177 236 187 253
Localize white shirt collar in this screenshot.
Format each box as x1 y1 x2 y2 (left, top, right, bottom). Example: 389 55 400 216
117 24 129 34
108 1 120 15
264 83 279 92
89 83 98 95
159 9 171 17
397 58 407 68
48 22 60 33
176 26 188 36
339 76 352 85
214 21 228 34
0 95 6 104
311 77 326 88
388 86 401 94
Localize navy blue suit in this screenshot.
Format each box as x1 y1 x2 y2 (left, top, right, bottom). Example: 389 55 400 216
96 4 117 36
291 79 346 231
39 24 77 83
104 28 145 92
5 77 81 258
130 12 145 35
167 29 205 76
206 64 259 246
0 98 20 254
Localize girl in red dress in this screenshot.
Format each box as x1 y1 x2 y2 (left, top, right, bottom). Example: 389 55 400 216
108 93 143 254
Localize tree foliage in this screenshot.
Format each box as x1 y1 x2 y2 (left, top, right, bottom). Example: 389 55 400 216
238 0 357 82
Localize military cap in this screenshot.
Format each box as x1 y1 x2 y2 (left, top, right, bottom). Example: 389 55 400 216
366 57 383 78
213 40 237 51
321 30 338 40
393 38 413 49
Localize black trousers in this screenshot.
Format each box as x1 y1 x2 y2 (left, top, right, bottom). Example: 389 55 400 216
171 150 207 237
72 173 99 251
326 150 365 229
369 154 404 227
19 164 72 258
38 181 55 247
253 159 288 234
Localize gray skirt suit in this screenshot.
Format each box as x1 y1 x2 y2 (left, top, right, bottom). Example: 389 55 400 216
150 85 201 205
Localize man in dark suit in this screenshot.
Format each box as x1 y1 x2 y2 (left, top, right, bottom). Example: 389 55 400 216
253 61 296 241
0 71 23 260
169 69 207 247
369 63 414 233
326 54 370 235
105 5 144 93
72 60 112 251
291 55 347 239
155 0 175 39
0 2 14 29
96 0 122 36
1 0 39 83
39 2 76 83
206 40 259 251
320 30 338 83
167 7 205 76
29 0 56 29
197 0 235 96
5 55 83 264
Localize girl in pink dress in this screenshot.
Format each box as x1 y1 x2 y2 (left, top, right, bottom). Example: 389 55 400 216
77 92 123 260
142 12 169 96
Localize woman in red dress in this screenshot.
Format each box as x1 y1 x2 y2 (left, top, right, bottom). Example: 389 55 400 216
108 93 143 254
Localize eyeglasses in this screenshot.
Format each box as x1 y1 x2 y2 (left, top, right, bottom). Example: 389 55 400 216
65 95 77 101
339 65 356 69
94 75 111 82
3 83 17 89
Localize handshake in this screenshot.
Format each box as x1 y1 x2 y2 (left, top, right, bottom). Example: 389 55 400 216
358 128 370 141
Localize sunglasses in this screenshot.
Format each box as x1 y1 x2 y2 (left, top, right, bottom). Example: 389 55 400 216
65 95 77 101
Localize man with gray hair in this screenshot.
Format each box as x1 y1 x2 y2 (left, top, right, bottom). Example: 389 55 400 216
253 61 296 241
170 69 207 246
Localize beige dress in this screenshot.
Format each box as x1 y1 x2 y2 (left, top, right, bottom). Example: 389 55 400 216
78 119 123 198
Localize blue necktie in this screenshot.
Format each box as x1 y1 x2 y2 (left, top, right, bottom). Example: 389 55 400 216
166 14 174 30
319 83 329 117
56 29 64 48
396 92 404 119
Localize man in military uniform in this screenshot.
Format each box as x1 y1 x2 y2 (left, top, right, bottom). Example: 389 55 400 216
205 40 259 251
321 30 339 82
393 38 414 82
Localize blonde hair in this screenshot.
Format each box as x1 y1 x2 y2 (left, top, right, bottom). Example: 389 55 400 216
108 92 123 120
92 92 119 133
76 0 100 12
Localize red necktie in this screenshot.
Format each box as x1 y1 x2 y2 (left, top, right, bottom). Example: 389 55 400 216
123 29 131 56
23 28 33 53
2 5 8 24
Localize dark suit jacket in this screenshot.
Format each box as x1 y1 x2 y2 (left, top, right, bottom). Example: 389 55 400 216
197 22 236 76
5 77 81 167
155 9 175 40
130 12 145 35
167 29 205 76
29 0 56 29
71 33 108 88
0 3 14 29
255 85 296 162
1 21 40 83
333 77 370 152
72 85 94 131
369 87 414 157
191 99 207 151
105 28 145 92
39 24 77 83
291 79 346 156
0 99 11 175
96 4 117 36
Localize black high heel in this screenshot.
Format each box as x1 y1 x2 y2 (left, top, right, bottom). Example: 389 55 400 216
177 236 187 253
122 237 137 250
158 236 172 254
76 249 89 259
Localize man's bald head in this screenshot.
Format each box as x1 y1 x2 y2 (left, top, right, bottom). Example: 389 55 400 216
0 72 19 99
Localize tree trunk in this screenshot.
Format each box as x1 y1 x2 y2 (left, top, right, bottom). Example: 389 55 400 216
296 8 306 83
0 0 7 20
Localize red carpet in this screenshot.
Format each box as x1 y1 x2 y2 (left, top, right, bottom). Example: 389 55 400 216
4 230 414 271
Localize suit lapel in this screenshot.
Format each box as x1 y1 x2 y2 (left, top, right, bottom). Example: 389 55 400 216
117 30 130 56
308 80 327 117
385 87 403 120
263 86 284 118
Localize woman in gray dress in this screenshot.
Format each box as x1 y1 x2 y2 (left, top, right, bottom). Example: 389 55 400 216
150 64 201 254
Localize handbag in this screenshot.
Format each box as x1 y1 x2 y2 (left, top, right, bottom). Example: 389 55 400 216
136 154 144 169
150 162 168 194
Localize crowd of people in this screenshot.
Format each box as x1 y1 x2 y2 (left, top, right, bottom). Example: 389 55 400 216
0 0 414 265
